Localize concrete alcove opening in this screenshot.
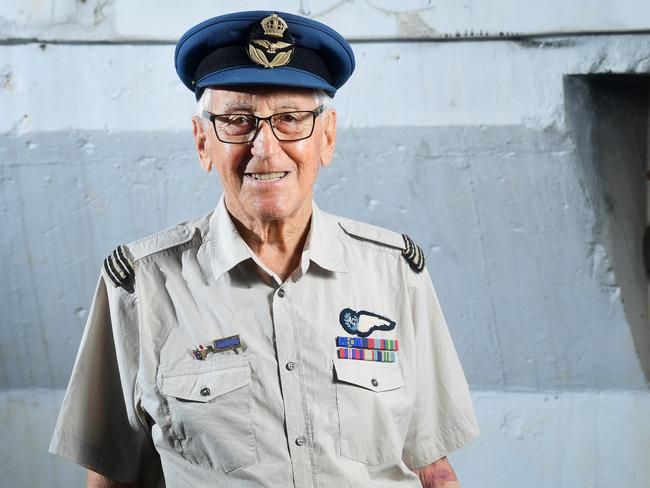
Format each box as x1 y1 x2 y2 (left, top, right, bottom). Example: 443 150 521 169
565 74 650 385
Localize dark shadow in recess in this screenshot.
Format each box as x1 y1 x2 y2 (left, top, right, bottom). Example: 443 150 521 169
565 74 650 386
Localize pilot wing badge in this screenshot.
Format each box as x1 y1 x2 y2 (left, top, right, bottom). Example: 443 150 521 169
339 308 396 338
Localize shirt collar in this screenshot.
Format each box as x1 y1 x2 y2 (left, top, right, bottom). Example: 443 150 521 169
209 195 252 281
209 195 348 281
303 200 348 274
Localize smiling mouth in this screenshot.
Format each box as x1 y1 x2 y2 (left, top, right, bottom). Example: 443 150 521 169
245 171 289 181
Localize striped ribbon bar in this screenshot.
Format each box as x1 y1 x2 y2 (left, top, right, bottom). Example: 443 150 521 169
336 336 398 351
337 347 396 363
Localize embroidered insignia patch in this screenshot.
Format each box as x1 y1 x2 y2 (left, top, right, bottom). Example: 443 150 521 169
336 336 398 351
339 308 396 338
247 13 294 69
192 335 242 360
337 348 396 363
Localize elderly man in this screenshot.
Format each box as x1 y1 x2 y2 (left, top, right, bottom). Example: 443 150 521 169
50 10 478 488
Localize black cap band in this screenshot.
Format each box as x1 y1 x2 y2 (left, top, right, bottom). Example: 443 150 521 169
194 46 332 89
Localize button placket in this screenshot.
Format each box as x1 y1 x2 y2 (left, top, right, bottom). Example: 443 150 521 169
271 283 314 486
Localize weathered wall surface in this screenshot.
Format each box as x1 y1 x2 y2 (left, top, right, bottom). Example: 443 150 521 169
2 2 650 487
3 0 650 41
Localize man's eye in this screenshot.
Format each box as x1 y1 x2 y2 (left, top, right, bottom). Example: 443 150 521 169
227 115 251 125
215 115 251 125
276 113 300 123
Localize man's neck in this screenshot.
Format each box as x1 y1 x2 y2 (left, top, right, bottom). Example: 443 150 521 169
226 199 312 283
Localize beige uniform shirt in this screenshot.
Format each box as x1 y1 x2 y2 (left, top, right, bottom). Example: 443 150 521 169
50 196 479 487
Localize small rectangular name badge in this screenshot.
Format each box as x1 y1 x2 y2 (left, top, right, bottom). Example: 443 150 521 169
192 334 243 360
213 335 242 352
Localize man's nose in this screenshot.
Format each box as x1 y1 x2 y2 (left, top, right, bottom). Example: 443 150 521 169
250 119 280 157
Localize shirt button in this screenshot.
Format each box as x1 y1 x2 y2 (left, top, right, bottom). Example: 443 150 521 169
371 378 379 387
200 387 211 397
278 288 286 298
286 361 295 371
295 435 306 446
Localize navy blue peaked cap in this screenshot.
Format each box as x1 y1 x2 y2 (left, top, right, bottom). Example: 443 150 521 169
175 11 355 99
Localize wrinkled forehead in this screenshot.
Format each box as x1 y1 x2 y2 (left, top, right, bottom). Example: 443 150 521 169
208 85 319 112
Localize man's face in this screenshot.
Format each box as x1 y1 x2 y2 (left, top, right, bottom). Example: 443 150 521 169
193 86 336 224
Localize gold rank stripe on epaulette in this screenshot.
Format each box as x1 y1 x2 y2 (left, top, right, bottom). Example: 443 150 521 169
401 234 425 273
103 245 135 289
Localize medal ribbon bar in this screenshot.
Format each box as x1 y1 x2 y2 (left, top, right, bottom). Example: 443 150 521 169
336 336 398 351
337 347 396 363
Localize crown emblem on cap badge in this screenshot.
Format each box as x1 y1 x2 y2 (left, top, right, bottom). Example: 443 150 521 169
261 13 288 38
247 13 294 69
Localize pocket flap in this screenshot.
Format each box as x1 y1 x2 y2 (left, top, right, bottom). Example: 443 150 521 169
161 363 251 402
333 358 404 392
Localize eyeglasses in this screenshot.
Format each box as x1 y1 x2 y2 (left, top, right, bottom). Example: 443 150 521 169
202 106 324 144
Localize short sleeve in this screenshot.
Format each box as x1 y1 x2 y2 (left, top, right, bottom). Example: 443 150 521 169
49 273 154 482
401 268 480 469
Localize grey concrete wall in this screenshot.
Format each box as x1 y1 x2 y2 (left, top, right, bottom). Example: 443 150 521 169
4 0 650 40
2 2 650 487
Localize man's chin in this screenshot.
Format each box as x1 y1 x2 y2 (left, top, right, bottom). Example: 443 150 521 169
249 199 307 223
254 207 294 222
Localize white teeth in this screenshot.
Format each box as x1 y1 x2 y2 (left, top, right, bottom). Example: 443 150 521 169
248 171 288 181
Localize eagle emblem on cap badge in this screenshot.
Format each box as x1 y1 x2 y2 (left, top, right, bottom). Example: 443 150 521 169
247 13 294 68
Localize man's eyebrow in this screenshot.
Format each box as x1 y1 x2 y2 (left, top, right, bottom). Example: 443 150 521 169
220 102 255 112
274 99 311 111
217 101 312 113
275 105 303 112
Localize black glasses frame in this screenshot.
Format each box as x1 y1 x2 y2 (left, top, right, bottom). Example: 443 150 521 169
202 106 325 144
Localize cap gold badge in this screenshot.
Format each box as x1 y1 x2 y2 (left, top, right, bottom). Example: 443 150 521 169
247 13 294 68
261 13 288 37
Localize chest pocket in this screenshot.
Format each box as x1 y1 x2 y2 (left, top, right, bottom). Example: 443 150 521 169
160 356 257 472
334 358 409 465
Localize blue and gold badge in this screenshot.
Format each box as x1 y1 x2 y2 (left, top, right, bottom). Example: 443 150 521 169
192 334 242 360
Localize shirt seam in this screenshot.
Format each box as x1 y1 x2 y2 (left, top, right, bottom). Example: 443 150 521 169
133 287 151 460
334 234 402 255
136 235 202 265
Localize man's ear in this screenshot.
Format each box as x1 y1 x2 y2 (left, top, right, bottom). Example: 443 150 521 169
319 108 336 168
192 116 212 172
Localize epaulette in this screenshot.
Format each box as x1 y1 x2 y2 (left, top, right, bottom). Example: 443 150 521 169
102 225 195 290
401 234 425 273
339 221 426 273
103 244 135 290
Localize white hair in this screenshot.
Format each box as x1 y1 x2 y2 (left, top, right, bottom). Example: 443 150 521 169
313 89 333 110
195 88 333 122
195 89 213 120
